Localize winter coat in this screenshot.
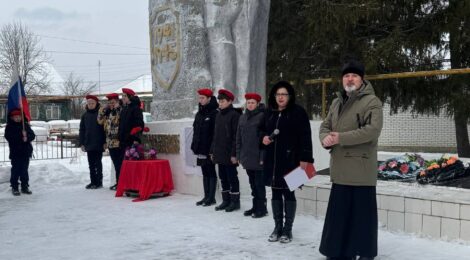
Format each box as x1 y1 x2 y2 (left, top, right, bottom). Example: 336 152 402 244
97 105 121 149
236 105 266 171
5 116 35 160
263 82 314 188
319 80 383 186
191 96 218 157
119 96 144 148
79 104 106 152
210 104 241 166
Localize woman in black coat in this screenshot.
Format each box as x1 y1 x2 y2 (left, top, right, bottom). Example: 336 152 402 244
79 95 106 189
5 109 35 196
119 88 144 149
262 81 314 243
191 89 218 206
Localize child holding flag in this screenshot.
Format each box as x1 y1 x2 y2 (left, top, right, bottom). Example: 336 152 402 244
5 109 35 196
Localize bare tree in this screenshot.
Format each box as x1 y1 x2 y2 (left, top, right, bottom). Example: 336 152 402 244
61 72 97 96
62 72 97 119
0 21 51 94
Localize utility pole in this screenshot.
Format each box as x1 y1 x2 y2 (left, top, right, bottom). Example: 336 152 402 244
98 60 101 94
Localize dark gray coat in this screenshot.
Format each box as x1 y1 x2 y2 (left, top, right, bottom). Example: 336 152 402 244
236 107 265 171
210 104 241 165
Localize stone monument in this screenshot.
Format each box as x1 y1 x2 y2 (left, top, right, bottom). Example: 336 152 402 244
149 0 211 120
149 0 271 120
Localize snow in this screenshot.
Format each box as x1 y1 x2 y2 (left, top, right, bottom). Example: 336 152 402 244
0 155 470 260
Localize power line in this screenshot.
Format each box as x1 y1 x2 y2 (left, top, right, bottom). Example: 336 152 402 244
38 34 149 50
44 50 149 56
53 61 150 68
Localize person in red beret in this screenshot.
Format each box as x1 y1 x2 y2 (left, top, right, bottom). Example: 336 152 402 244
191 88 218 206
211 89 242 212
236 92 268 218
5 109 36 196
79 94 106 189
118 87 144 183
98 93 123 190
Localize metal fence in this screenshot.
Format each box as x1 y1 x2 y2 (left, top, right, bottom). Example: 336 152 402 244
0 133 80 163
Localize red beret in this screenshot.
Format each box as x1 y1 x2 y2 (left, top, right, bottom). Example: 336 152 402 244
106 93 119 100
218 89 235 101
244 93 262 102
9 109 21 116
122 88 135 96
85 95 99 102
197 88 213 97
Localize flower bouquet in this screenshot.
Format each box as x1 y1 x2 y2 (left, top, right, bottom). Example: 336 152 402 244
144 148 157 160
377 153 425 182
416 155 467 185
125 143 145 160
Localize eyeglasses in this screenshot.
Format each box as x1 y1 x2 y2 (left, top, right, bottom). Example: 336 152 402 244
275 93 289 97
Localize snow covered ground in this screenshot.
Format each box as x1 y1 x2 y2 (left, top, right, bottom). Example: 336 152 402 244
1 155 470 260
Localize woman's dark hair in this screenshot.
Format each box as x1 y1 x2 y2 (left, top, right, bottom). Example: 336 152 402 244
268 81 296 110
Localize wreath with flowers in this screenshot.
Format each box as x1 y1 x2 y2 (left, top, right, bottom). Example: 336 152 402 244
124 144 157 160
416 155 467 184
377 153 425 181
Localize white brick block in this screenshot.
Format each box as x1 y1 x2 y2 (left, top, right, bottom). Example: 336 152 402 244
460 204 470 221
432 201 460 219
423 215 441 239
317 188 331 202
405 213 422 234
296 186 316 200
461 220 470 241
441 218 460 240
388 211 404 232
380 195 404 212
378 209 388 228
317 201 328 217
405 198 431 215
304 199 316 215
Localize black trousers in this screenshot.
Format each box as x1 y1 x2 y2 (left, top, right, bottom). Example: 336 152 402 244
272 188 296 201
87 150 103 185
247 170 266 201
319 183 378 258
10 157 30 189
218 164 239 192
109 148 124 183
201 163 217 178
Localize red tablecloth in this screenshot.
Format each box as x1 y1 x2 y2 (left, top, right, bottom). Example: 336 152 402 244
115 159 174 202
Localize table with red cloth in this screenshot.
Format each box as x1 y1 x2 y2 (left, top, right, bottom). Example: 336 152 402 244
115 159 174 202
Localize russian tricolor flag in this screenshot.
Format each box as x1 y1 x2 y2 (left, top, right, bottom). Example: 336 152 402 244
7 76 31 121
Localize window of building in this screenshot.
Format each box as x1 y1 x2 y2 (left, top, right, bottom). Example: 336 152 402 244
46 104 61 120
30 104 40 120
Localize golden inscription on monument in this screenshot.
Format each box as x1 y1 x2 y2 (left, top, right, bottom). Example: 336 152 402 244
150 7 181 90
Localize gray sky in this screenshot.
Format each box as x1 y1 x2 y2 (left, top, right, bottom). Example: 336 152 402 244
0 0 150 93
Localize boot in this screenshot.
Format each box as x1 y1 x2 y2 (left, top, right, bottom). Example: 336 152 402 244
196 176 209 206
12 188 20 196
85 183 94 189
358 257 375 260
225 192 240 212
203 177 217 206
280 200 296 243
252 198 268 218
21 187 32 195
243 198 255 216
215 190 230 211
268 200 283 242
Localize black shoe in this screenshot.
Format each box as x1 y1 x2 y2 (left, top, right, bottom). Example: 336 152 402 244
91 184 103 189
109 184 117 190
21 188 32 195
215 191 230 211
196 198 207 206
202 198 216 206
12 188 20 196
358 257 374 260
85 183 94 189
225 193 240 212
244 208 254 216
252 199 268 218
